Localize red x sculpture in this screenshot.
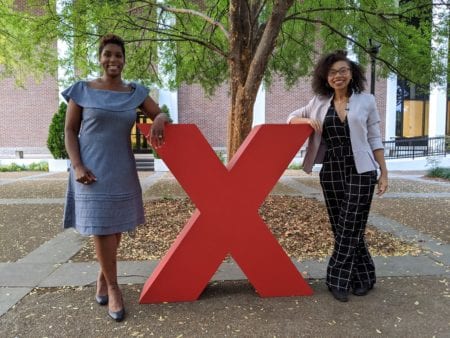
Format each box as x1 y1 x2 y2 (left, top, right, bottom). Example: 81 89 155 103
137 124 313 303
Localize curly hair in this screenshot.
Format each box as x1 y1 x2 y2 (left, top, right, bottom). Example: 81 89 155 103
98 33 126 59
311 50 366 97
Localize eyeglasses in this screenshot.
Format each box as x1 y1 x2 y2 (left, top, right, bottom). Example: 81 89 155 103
328 67 351 77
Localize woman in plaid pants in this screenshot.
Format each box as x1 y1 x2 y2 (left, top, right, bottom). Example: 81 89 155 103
287 50 388 302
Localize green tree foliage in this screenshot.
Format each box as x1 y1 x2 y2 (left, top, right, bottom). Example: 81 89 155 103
0 0 58 85
47 102 68 159
2 0 449 156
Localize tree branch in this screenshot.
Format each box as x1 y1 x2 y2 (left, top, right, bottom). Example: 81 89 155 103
284 3 444 22
244 0 295 97
129 2 230 39
119 15 229 58
291 15 415 83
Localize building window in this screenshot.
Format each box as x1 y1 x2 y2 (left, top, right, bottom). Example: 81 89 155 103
396 79 430 137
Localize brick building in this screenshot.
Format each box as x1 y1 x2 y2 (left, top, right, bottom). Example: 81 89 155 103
1 2 448 159
0 70 391 158
0 76 58 157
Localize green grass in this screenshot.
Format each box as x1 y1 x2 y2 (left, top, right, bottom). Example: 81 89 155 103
426 167 450 181
0 161 49 172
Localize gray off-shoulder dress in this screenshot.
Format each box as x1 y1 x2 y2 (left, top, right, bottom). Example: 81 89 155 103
61 81 148 236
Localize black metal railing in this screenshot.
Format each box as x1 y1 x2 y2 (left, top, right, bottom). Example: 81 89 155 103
382 136 448 159
132 113 152 153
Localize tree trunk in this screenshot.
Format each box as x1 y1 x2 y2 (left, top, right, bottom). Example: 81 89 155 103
227 85 257 158
227 0 295 160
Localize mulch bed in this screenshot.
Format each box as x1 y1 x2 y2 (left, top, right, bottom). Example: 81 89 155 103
71 195 422 262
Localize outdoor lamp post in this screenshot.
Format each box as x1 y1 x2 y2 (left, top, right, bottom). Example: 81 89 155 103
368 39 381 95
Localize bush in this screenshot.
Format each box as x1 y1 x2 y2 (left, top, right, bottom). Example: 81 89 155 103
0 161 48 172
0 163 25 172
28 161 49 171
288 163 303 170
47 102 68 159
426 167 450 181
160 104 173 123
152 104 173 159
215 150 226 164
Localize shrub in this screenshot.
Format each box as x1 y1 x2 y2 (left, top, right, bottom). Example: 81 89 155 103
288 163 303 170
28 161 49 171
47 102 68 159
426 167 450 181
160 104 173 123
152 104 173 159
0 163 25 172
215 150 226 164
0 161 48 172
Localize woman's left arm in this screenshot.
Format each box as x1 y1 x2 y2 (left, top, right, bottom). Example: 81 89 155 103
373 149 388 196
140 97 170 148
366 95 388 196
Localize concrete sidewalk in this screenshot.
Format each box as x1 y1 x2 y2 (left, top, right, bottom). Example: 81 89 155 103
0 170 449 337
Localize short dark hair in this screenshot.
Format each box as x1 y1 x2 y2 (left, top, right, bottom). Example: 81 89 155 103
98 34 126 59
311 50 366 97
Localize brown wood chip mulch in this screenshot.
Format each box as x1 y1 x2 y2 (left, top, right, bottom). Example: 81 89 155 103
71 195 422 262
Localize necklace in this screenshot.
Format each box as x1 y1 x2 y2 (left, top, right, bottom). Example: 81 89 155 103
333 97 349 123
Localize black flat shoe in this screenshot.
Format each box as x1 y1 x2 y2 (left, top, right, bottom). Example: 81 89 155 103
95 294 108 306
108 308 125 322
329 287 349 302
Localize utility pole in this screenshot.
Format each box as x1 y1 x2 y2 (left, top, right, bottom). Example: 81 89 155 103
369 39 381 95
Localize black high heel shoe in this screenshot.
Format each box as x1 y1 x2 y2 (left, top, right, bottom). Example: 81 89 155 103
95 294 109 306
108 295 125 322
95 271 108 305
108 307 125 322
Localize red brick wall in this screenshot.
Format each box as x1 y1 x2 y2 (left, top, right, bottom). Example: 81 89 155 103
178 75 388 149
0 74 387 156
265 76 314 123
178 83 229 148
0 76 59 151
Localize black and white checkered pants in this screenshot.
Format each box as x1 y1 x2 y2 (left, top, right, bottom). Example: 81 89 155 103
320 147 377 291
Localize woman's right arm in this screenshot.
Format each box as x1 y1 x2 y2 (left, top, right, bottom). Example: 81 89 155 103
287 98 322 133
64 99 96 184
289 116 322 133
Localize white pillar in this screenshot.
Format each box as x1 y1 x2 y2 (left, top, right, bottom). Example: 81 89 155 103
428 1 449 137
385 74 398 140
156 1 178 123
252 84 266 127
56 0 69 102
158 89 178 123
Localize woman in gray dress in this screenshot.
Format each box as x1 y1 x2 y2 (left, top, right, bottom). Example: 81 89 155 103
63 34 168 321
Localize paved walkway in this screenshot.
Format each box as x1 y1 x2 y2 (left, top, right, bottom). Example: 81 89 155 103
0 170 449 337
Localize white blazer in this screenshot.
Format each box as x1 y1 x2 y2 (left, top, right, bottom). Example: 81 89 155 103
287 93 384 174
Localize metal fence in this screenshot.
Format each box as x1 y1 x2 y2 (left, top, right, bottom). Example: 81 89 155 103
382 136 448 159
